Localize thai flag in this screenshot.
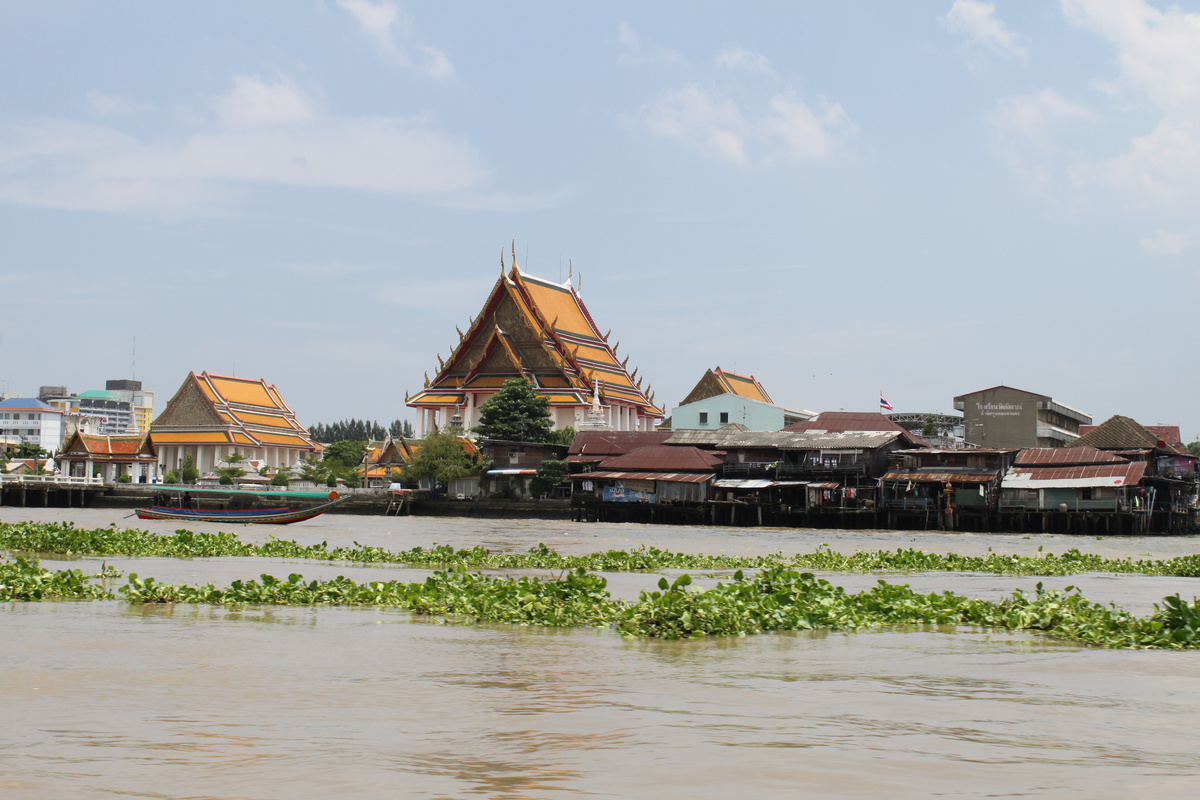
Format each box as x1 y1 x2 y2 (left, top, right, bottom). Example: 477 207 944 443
880 393 893 411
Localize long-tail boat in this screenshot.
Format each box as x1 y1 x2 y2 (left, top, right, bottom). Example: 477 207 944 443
135 489 348 524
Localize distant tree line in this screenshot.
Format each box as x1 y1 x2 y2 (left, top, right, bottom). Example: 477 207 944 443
308 418 414 443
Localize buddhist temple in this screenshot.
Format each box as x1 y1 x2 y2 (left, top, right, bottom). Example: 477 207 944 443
150 372 320 477
361 437 415 487
407 251 662 436
58 431 158 483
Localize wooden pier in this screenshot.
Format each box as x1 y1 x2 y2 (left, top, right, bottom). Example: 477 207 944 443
0 475 109 509
572 498 1199 535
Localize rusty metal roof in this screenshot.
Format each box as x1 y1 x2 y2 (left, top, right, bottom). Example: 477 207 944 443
1069 415 1183 455
882 472 996 483
598 445 724 472
783 412 929 448
1002 462 1147 488
571 471 712 484
568 431 673 456
1014 447 1127 466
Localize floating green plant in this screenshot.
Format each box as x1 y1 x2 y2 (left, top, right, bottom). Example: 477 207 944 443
4 520 1200 578
6 553 1200 649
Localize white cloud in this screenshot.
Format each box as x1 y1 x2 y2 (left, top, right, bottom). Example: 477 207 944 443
639 84 855 165
211 75 316 128
986 88 1097 150
0 75 487 213
338 0 454 79
1062 0 1200 110
1139 229 1187 255
1059 2 1200 210
1071 120 1200 205
716 48 777 78
764 92 855 160
642 84 747 164
616 21 681 64
943 0 1029 60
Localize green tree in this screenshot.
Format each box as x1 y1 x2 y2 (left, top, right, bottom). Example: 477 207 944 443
323 440 367 469
214 451 248 484
1188 441 1200 458
529 459 569 498
180 455 199 485
921 414 938 438
402 429 484 490
474 378 554 443
270 467 292 487
550 426 577 448
297 456 329 484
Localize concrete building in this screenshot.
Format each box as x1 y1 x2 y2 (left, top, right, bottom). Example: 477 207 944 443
42 380 154 435
953 385 1091 448
666 367 813 432
0 398 64 453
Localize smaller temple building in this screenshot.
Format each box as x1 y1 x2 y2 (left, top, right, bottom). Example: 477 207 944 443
58 432 158 483
150 372 320 478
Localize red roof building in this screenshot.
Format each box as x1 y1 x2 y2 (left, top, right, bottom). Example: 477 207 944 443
58 431 158 483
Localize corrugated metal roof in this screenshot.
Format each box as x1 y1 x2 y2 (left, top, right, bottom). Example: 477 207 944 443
664 428 900 451
1069 415 1182 455
783 411 929 448
568 431 673 456
1014 447 1127 466
1002 462 1147 489
712 478 787 488
882 472 995 483
572 471 712 484
598 445 724 472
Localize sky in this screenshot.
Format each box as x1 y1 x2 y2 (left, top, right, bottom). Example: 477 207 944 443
1 1 1197 441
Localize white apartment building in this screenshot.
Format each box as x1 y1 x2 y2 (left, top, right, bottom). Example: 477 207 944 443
0 398 64 452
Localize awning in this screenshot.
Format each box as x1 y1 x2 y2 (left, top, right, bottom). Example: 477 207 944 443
1002 475 1133 489
882 472 995 483
488 469 537 476
712 479 807 489
570 471 712 484
806 482 840 489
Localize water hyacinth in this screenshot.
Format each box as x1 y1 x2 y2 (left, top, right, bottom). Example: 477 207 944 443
6 520 1200 578
6 553 1200 649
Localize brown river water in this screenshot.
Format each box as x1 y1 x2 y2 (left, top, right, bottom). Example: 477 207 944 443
4 507 1200 799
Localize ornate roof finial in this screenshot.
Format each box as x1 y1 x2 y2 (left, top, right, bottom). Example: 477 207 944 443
424 372 430 388
500 248 505 274
456 325 464 342
568 259 573 281
511 237 517 271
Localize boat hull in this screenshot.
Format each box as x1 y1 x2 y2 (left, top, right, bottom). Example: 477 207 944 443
135 494 348 524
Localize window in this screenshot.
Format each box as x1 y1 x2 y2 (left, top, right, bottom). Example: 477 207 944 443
719 412 729 424
698 412 708 424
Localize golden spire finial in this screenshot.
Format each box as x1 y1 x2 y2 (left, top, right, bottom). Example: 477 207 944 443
568 260 573 281
511 237 517 271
